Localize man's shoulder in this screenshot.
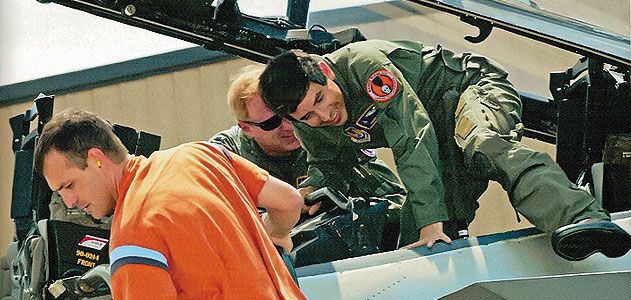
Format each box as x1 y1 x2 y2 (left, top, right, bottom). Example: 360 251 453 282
208 126 244 154
146 141 224 171
331 40 424 58
114 143 228 229
110 191 205 245
167 140 213 154
327 40 425 83
209 125 241 143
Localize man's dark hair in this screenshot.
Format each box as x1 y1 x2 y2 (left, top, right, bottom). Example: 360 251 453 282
34 109 127 175
259 50 327 117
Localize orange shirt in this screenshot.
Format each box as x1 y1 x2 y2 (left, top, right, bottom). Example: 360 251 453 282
109 142 305 299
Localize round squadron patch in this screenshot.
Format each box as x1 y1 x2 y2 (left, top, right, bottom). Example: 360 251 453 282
366 69 398 103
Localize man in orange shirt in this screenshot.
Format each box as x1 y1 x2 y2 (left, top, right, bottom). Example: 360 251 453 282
34 110 305 299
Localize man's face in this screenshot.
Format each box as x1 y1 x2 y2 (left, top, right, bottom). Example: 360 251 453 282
242 94 301 155
289 78 347 127
43 149 116 219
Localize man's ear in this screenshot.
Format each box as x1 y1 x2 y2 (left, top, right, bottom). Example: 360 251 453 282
86 148 106 169
318 61 336 81
237 121 254 134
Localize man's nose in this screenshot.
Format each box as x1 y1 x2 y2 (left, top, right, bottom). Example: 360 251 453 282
280 118 293 130
314 107 329 125
59 191 77 208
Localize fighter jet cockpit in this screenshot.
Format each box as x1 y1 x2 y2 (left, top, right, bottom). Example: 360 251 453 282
1 0 629 299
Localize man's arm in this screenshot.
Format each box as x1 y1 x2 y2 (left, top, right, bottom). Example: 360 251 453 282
372 65 451 249
351 155 406 201
293 124 355 192
257 175 303 252
292 124 355 214
110 245 177 299
225 148 302 252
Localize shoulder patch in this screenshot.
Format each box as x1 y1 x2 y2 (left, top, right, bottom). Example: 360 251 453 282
366 69 399 103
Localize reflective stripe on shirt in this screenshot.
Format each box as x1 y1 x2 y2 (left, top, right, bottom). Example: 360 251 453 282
110 245 169 275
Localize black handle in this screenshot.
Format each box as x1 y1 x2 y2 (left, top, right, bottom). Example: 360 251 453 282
304 187 350 211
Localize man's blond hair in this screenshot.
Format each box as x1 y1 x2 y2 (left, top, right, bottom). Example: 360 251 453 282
227 65 265 121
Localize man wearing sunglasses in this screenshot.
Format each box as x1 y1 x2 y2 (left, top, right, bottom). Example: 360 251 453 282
210 66 309 188
210 66 406 249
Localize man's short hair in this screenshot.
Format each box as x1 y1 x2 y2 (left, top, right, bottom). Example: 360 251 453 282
34 109 128 174
259 50 327 117
227 65 265 121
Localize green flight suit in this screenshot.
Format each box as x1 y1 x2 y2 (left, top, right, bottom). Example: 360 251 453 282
292 40 608 246
210 126 309 187
209 125 405 199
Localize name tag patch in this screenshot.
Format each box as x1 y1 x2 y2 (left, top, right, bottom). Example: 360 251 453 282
355 104 378 130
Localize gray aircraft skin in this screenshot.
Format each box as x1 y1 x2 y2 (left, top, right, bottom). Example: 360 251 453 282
297 214 631 299
3 1 630 299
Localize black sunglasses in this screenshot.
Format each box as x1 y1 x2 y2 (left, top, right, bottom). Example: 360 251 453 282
244 115 283 131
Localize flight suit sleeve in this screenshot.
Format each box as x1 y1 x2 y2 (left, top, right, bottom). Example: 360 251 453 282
351 152 406 200
367 64 450 230
296 126 404 198
293 124 353 194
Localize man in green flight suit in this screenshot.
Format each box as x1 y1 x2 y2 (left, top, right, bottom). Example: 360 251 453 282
210 66 309 189
210 65 406 250
258 40 631 261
